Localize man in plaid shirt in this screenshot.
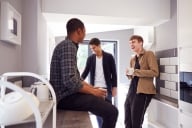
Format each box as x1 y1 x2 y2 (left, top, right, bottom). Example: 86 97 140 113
50 18 118 128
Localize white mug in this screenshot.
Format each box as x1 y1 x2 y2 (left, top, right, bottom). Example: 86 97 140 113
126 67 134 75
31 82 50 101
36 84 49 101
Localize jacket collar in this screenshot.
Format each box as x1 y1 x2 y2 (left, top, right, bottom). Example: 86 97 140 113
93 50 105 58
135 48 145 58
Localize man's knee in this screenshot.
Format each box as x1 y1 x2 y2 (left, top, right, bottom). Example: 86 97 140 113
108 105 118 120
113 106 118 118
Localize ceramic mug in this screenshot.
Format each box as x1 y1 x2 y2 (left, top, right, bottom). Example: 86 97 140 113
31 82 49 101
126 67 134 76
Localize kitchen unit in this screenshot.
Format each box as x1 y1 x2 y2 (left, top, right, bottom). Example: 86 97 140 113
178 0 192 127
178 49 192 128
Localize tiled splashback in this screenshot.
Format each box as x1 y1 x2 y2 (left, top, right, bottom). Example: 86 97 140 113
156 48 178 104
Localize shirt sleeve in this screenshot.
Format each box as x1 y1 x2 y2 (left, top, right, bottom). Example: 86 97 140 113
110 55 117 87
81 56 91 80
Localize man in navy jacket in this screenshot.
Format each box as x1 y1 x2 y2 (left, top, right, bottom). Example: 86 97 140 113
81 38 117 128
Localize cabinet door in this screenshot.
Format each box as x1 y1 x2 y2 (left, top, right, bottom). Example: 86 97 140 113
179 112 192 128
179 47 192 72
177 0 192 47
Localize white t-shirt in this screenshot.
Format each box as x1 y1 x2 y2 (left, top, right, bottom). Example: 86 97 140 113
94 56 107 88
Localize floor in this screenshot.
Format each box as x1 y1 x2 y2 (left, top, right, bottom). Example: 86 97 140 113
90 84 155 128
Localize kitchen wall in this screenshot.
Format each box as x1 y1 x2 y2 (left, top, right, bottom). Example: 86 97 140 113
0 0 22 74
155 0 177 51
148 0 178 127
22 0 48 75
0 0 48 77
21 0 38 73
21 0 48 85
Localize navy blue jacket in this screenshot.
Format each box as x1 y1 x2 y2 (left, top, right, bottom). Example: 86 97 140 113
81 51 117 94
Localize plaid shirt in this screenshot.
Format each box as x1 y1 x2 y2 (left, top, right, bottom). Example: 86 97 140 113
50 39 83 102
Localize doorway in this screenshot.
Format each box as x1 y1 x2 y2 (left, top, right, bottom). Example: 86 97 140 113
77 40 118 81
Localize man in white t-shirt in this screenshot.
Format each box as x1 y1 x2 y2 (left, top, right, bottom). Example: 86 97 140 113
81 38 117 128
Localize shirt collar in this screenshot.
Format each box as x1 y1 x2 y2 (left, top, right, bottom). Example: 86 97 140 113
72 41 79 49
66 37 79 49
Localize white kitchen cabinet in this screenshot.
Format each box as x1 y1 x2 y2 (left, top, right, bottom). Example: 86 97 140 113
179 112 192 128
177 0 192 47
179 47 192 72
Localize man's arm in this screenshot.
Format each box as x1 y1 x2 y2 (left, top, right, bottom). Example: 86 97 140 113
112 87 117 97
81 57 91 79
79 81 107 98
110 55 117 87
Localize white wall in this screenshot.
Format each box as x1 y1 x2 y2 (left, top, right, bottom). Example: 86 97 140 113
22 0 38 73
155 0 177 51
37 1 48 75
0 0 22 74
134 27 155 51
22 0 48 75
0 0 47 75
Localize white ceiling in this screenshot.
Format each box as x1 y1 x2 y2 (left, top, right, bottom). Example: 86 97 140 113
44 13 135 36
42 0 170 36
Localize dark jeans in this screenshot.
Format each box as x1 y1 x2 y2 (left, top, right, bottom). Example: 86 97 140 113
124 92 153 128
57 93 118 128
97 93 112 128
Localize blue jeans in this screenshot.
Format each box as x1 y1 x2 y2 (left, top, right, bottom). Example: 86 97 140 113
97 93 112 128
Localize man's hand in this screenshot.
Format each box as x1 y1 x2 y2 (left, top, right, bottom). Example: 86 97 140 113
112 87 117 97
79 81 107 99
92 87 107 99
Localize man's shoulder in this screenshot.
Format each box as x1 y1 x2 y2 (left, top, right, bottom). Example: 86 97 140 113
103 51 112 56
55 39 75 50
144 50 155 56
88 54 95 59
55 40 66 48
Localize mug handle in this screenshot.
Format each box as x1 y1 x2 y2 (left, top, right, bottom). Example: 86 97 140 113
30 85 37 95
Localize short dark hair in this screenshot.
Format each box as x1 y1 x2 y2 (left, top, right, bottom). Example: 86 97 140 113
89 38 101 46
129 35 144 43
66 18 85 35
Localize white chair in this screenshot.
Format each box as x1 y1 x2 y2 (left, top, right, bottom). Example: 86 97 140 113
0 72 57 128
